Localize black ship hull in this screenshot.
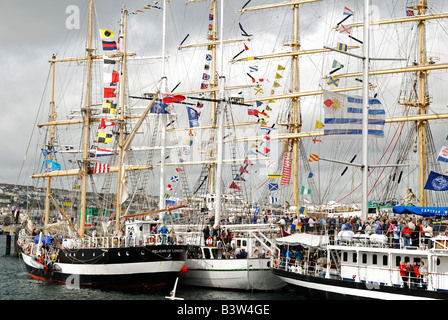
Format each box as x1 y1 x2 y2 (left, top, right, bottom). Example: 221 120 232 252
20 244 188 290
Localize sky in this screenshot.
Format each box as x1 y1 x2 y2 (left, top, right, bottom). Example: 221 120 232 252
2 0 448 207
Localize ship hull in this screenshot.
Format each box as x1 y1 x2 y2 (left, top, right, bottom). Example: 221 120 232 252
273 268 448 300
180 257 286 291
20 245 188 290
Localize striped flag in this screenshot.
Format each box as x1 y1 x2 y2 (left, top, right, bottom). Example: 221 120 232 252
280 153 293 185
309 154 319 162
336 42 348 52
343 6 354 16
300 186 311 195
94 162 110 174
322 90 385 140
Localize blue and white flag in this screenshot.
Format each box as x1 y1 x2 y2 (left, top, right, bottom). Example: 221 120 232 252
170 176 179 182
437 146 448 163
269 196 278 204
323 90 385 140
268 183 278 191
424 171 448 191
187 107 199 128
150 102 169 114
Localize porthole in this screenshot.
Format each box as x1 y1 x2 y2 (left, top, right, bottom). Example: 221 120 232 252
118 252 121 257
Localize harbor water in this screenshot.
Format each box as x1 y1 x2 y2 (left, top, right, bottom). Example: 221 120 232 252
0 235 300 301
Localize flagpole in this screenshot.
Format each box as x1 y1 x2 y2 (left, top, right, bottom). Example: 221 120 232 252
361 0 370 222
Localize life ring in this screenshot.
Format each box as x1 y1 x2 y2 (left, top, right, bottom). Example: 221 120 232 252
273 257 278 268
206 237 213 246
177 235 184 245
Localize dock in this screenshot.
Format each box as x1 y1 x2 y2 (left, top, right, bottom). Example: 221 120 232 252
2 216 21 256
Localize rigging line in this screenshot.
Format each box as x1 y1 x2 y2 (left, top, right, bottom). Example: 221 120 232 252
15 67 52 188
336 104 411 204
368 109 409 196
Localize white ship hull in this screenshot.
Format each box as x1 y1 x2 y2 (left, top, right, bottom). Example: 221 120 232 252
180 257 285 291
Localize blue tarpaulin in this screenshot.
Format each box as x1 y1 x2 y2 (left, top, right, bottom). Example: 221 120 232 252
393 206 448 217
33 235 54 245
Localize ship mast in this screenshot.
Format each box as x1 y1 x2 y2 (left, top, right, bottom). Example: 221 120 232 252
43 54 57 235
115 9 128 234
241 0 322 207
416 0 429 207
291 3 301 207
79 0 94 238
361 0 371 221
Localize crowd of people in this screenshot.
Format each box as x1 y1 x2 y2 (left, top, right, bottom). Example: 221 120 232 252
398 260 428 289
275 213 438 248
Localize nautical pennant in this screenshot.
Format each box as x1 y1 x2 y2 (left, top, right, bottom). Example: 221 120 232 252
98 118 116 129
150 102 169 114
339 24 352 34
104 87 117 98
102 100 117 114
187 107 200 127
437 146 448 163
309 154 319 162
300 186 311 195
327 76 340 87
332 60 344 69
100 29 114 39
343 6 354 16
96 132 113 144
280 153 293 185
254 87 264 95
163 94 186 104
90 146 117 157
93 162 110 174
336 42 348 52
100 29 117 51
44 160 61 172
229 182 241 190
41 149 58 157
424 171 448 191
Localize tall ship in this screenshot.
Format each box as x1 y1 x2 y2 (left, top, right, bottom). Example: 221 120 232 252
265 0 448 299
16 1 188 289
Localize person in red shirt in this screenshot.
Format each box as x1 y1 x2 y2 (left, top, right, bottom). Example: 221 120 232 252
411 262 420 289
399 261 409 288
402 224 412 247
